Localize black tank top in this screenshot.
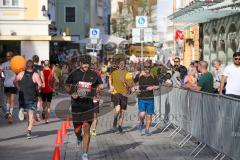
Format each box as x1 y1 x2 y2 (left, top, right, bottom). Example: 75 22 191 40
19 71 37 102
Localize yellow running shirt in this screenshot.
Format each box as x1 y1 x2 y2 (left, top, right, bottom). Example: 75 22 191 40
110 69 133 95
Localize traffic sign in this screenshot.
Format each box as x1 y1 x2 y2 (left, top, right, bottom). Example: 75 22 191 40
132 28 141 44
144 28 153 43
136 16 148 28
89 28 100 39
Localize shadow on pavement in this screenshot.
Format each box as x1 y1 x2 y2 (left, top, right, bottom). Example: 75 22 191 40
0 129 58 142
0 145 53 160
92 142 143 159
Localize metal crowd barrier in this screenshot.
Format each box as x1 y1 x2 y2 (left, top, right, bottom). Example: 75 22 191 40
154 85 240 160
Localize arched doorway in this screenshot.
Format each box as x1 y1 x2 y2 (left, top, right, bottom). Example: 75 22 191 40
227 23 238 64
211 28 218 62
218 26 227 67
203 29 210 64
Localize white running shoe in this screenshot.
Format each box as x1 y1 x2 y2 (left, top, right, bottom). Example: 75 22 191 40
18 108 24 121
82 153 89 160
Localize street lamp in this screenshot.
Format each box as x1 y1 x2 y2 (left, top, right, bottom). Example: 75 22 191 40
41 5 47 17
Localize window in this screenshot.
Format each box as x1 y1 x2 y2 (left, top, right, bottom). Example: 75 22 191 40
12 0 18 6
65 6 76 23
3 0 10 6
2 0 19 7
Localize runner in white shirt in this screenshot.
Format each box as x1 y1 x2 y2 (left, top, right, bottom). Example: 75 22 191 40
220 52 240 99
0 51 17 124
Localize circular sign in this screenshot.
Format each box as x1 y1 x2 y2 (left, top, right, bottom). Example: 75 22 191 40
92 30 98 35
138 17 145 25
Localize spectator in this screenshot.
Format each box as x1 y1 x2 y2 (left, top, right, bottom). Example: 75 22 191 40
212 59 223 93
173 57 182 68
171 65 180 87
184 67 198 89
177 66 188 88
220 52 240 98
188 61 214 93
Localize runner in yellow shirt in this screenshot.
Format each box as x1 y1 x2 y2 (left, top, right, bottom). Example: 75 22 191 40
109 59 134 133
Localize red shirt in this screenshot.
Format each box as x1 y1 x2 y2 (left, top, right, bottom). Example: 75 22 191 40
42 68 53 93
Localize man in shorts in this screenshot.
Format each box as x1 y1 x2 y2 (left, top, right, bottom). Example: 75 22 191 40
133 61 159 136
15 60 42 139
110 59 134 133
65 55 100 160
32 55 44 122
0 51 17 124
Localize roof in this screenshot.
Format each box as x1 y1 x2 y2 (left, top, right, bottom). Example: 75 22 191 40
169 0 240 25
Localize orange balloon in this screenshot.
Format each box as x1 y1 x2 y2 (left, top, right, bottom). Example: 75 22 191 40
10 56 26 74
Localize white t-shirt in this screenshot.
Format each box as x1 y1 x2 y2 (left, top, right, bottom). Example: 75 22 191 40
0 61 16 87
223 64 240 95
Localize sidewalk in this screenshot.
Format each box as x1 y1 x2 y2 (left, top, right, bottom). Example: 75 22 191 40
0 95 218 160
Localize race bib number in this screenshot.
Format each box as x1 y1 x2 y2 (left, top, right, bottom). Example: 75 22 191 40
77 81 92 97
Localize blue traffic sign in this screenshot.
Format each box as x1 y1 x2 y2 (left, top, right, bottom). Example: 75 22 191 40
92 30 98 35
138 17 145 25
136 16 148 28
90 28 100 39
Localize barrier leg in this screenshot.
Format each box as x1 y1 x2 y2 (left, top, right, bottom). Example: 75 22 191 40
213 153 221 160
152 112 159 122
180 135 192 148
160 123 171 133
190 142 202 156
171 128 181 139
193 144 206 158
178 134 190 146
168 126 180 137
220 155 225 160
154 118 162 128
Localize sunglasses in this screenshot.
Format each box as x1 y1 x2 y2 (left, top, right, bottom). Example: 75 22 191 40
144 66 151 69
174 61 180 63
234 57 240 61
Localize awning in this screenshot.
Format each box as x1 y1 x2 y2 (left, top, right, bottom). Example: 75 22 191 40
169 0 240 25
0 35 72 41
74 34 127 46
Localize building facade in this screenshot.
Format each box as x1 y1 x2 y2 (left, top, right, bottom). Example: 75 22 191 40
202 14 240 68
56 0 86 40
169 0 240 68
0 0 52 61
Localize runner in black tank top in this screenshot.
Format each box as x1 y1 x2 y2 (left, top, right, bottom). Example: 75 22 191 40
16 60 42 139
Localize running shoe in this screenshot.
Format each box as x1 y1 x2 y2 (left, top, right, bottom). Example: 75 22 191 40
118 125 123 133
26 130 32 139
90 130 97 136
18 108 24 121
144 129 151 136
137 123 144 133
82 153 89 160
